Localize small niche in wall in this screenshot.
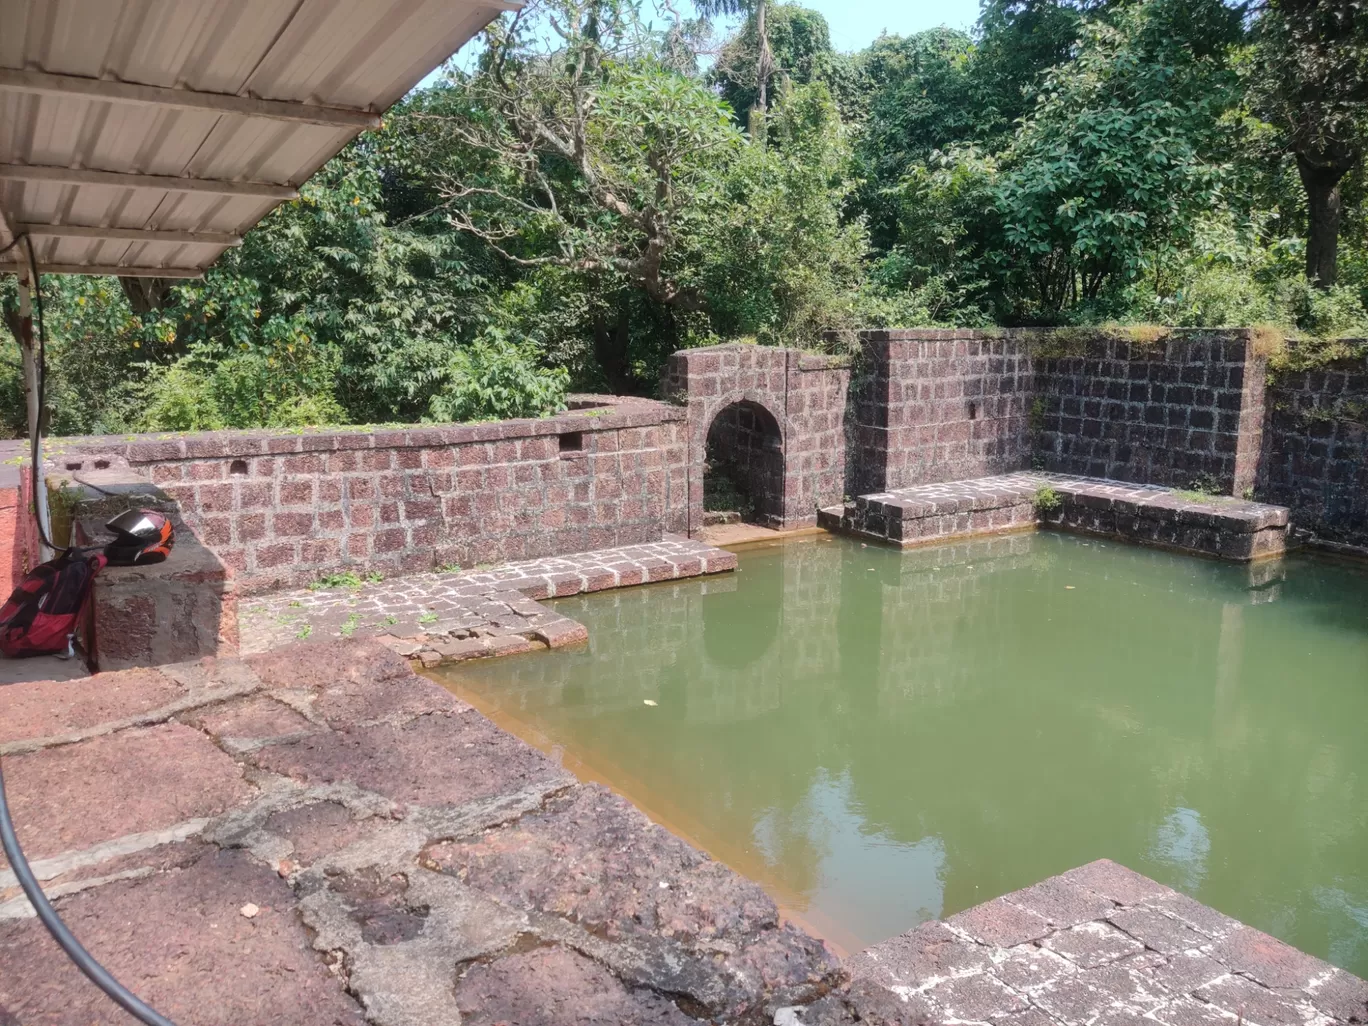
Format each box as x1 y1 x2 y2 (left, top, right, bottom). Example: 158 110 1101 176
967 401 979 421
559 432 585 457
229 459 249 476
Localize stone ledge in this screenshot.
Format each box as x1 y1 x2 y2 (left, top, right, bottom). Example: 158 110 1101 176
847 858 1366 1026
825 472 1290 562
238 536 738 668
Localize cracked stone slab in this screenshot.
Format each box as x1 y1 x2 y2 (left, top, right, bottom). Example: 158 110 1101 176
0 722 253 862
251 709 573 810
424 782 843 1021
0 847 367 1025
454 945 706 1025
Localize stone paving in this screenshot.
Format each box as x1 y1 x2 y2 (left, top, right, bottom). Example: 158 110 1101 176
238 536 737 667
849 860 1368 1026
821 471 1290 561
2 643 1365 1025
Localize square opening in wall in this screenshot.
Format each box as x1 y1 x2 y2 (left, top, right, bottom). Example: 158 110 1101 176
559 432 585 456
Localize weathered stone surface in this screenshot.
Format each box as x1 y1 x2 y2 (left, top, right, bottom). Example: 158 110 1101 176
4 654 1363 1026
0 847 366 1025
1006 877 1118 929
927 972 1029 1020
1211 926 1331 989
1043 922 1147 968
245 637 412 691
848 858 1364 1026
949 896 1052 948
426 783 842 1019
1107 906 1208 956
846 919 993 987
1 723 251 860
991 944 1080 995
0 668 182 744
830 472 1288 562
252 710 569 808
453 945 704 1025
310 669 466 728
238 538 735 665
262 801 392 868
180 693 313 740
1060 859 1177 906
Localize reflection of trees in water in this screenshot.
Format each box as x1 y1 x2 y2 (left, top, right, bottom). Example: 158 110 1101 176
471 537 1368 970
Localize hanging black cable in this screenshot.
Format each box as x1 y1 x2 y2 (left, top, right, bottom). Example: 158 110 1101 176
0 238 180 1026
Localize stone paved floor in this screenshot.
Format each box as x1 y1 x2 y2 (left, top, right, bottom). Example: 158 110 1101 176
238 537 737 667
2 643 1364 1025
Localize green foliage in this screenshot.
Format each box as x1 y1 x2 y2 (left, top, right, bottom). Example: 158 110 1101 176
1033 486 1063 513
426 329 569 423
309 571 366 591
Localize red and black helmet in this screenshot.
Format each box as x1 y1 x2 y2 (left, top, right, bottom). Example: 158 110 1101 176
103 509 174 566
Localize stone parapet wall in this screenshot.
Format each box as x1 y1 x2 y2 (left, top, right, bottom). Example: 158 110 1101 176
853 329 1035 495
1258 347 1368 548
1034 331 1266 495
52 397 689 594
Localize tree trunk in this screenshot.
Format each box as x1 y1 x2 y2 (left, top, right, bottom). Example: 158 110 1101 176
593 309 633 396
755 0 772 111
119 276 176 314
1296 153 1352 289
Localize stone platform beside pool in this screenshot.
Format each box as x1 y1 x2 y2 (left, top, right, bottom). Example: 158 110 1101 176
238 536 737 666
2 641 1365 1025
821 472 1290 562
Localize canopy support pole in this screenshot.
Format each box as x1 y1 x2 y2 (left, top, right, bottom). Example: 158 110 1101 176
15 273 52 560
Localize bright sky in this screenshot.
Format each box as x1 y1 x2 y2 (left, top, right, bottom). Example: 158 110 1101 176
424 1 983 86
704 0 982 51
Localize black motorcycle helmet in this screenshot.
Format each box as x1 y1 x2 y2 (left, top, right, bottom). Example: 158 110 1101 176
103 509 174 566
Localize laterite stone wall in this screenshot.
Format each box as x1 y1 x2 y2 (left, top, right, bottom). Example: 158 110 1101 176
852 330 1035 495
1258 349 1368 547
1034 332 1267 495
54 398 689 595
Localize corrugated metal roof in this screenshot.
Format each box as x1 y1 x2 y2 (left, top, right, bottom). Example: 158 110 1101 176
0 0 511 277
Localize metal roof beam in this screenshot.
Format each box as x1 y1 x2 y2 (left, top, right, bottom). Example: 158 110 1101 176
0 68 382 130
0 164 298 200
16 223 243 247
0 262 204 279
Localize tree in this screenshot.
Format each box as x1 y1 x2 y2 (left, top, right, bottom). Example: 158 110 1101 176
992 0 1243 317
419 0 743 314
710 4 842 120
1251 0 1368 287
696 0 774 111
849 28 981 252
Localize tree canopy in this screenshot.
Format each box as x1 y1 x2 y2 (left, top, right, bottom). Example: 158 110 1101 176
1 0 1365 435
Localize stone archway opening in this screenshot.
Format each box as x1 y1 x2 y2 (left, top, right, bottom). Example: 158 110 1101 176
704 400 785 527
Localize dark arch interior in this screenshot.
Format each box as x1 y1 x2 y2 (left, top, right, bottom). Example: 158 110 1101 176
704 401 785 527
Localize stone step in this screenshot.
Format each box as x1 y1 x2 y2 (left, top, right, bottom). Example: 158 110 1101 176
825 472 1290 562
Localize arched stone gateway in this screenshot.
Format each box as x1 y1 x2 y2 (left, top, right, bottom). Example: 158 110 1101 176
662 343 853 534
705 399 785 526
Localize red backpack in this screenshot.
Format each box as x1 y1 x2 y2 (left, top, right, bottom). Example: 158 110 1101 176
0 551 107 658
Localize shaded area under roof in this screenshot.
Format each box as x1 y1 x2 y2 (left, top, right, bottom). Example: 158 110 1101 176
0 0 511 278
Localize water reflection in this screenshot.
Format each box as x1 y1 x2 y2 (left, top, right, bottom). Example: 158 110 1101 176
440 532 1368 974
1149 807 1210 893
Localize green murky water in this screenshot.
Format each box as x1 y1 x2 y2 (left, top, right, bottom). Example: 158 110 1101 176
436 532 1368 975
